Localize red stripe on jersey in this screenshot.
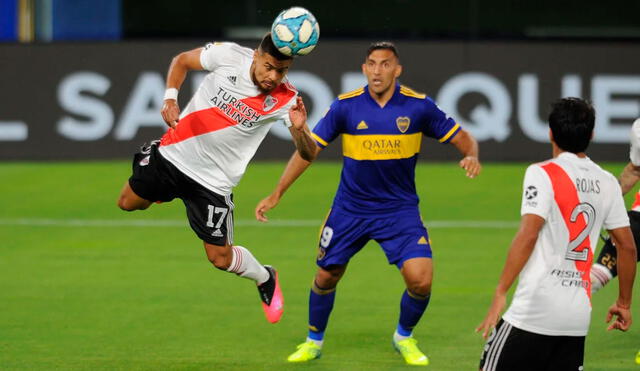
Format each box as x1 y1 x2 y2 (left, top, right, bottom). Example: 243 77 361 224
632 191 640 211
541 162 593 302
159 83 296 146
160 106 237 146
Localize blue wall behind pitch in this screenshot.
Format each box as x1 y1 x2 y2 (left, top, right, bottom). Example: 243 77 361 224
0 0 17 41
52 0 121 40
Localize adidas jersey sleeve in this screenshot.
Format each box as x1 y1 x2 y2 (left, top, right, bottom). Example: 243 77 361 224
629 118 640 166
421 97 461 143
199 42 235 72
311 99 344 148
604 176 631 230
520 164 553 220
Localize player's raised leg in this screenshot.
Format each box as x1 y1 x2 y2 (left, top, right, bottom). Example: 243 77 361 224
287 265 346 362
393 257 432 366
204 242 283 323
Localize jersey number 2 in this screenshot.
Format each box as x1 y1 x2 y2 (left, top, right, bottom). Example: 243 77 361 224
566 202 596 261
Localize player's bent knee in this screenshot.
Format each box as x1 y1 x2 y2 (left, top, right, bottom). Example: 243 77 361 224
315 276 338 290
315 265 345 288
117 197 147 211
207 246 233 270
117 192 153 211
408 280 431 297
209 255 232 270
117 197 134 211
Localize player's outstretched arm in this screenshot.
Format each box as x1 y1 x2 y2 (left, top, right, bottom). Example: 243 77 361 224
255 146 322 222
476 214 544 339
605 226 636 331
288 96 318 162
619 162 640 195
449 129 481 178
161 47 204 128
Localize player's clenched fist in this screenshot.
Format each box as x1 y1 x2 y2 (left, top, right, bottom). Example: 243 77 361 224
161 99 180 128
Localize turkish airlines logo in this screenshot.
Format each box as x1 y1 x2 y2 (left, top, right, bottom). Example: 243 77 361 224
210 87 262 127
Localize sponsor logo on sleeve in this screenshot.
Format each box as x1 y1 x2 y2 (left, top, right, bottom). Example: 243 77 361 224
525 185 538 199
525 185 538 207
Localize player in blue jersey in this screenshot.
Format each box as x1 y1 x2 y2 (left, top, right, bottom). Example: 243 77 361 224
255 41 481 365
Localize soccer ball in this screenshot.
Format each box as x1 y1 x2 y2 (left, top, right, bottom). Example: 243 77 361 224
271 7 320 57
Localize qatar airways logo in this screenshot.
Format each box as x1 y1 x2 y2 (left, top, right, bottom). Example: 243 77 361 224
210 87 262 127
362 138 402 155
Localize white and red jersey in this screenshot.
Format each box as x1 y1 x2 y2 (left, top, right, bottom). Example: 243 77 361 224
628 118 640 211
503 152 629 336
158 42 297 195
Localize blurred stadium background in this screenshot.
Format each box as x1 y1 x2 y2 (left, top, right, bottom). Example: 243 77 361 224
1 1 639 370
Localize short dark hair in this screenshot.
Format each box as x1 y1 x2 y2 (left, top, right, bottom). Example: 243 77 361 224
366 41 399 60
548 97 595 153
258 32 293 61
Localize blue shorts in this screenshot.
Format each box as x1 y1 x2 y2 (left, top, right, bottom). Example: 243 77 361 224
316 206 432 269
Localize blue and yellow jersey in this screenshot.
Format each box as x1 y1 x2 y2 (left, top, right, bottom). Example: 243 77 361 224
312 84 461 216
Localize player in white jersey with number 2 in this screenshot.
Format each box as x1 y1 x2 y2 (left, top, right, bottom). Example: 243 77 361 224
117 33 317 324
476 98 636 371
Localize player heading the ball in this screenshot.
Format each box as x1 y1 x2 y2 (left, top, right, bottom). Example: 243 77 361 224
117 31 317 325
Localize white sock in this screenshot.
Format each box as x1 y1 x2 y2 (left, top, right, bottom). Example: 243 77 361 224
590 264 613 294
306 337 323 348
226 245 269 284
393 330 412 343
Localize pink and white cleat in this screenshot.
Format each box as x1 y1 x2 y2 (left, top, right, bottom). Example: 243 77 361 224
257 265 284 323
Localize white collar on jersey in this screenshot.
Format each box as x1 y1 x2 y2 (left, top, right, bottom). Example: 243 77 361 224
558 151 590 161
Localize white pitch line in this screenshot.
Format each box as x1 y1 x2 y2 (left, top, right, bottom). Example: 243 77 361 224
0 218 519 229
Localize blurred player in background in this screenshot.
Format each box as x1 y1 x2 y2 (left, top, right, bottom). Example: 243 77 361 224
477 98 636 371
116 33 317 324
255 41 481 365
589 117 640 364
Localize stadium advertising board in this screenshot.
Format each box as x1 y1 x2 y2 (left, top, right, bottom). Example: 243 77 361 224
0 40 638 161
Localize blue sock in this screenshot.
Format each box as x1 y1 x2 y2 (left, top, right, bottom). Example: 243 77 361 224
308 281 336 341
397 289 430 336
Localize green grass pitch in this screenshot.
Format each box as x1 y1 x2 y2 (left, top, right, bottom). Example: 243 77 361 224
0 160 636 370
